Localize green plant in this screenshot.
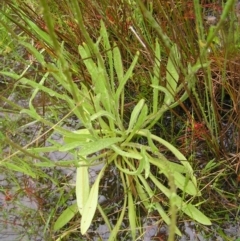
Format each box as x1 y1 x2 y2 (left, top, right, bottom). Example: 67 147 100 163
0 1 212 240
1 0 240 240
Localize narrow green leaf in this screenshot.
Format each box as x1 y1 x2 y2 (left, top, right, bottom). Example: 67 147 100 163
115 51 139 102
115 156 144 175
136 184 149 209
27 145 60 154
113 44 124 80
148 156 199 195
28 73 48 111
146 130 159 153
90 110 115 121
35 162 55 167
78 44 98 79
111 145 142 159
136 174 182 235
76 162 89 215
97 204 112 232
20 41 46 65
149 174 211 225
59 141 87 152
124 103 148 144
81 164 107 234
79 43 112 114
181 203 212 225
137 174 172 228
138 129 187 161
166 44 180 105
64 135 93 145
128 192 136 240
151 84 173 105
150 157 189 174
152 39 161 114
138 148 151 179
79 44 109 96
78 137 122 157
19 77 67 99
133 104 148 131
54 203 78 231
24 17 53 46
64 129 92 138
64 129 112 143
172 172 199 196
3 162 36 178
100 21 115 90
127 99 145 133
154 202 181 236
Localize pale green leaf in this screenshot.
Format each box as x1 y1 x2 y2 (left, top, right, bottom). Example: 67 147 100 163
76 163 89 215
135 179 150 209
115 51 139 102
100 20 111 51
115 156 144 175
124 103 148 143
3 162 36 178
151 84 173 105
35 162 55 167
149 174 211 225
0 71 20 80
19 77 67 99
113 44 124 80
64 135 93 145
154 202 181 236
90 110 115 121
181 203 212 225
128 192 136 240
150 157 189 174
149 156 199 195
137 174 174 230
24 18 53 46
97 204 112 232
100 21 114 89
78 45 98 81
146 130 159 153
173 172 199 196
59 141 87 152
79 137 122 157
138 129 187 161
81 164 107 234
111 145 142 159
20 41 46 65
79 44 109 100
63 129 92 140
141 148 150 179
127 99 145 133
54 203 78 231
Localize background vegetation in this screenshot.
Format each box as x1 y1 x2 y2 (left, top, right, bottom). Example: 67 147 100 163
0 0 239 240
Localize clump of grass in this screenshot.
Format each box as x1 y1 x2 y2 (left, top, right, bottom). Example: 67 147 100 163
1 0 240 240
